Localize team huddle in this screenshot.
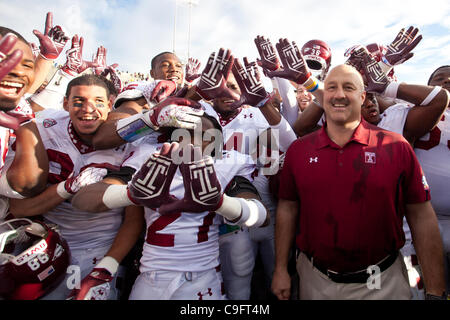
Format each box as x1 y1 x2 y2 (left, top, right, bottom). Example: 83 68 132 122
0 11 449 300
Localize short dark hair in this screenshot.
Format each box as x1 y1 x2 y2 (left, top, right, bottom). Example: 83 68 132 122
428 65 450 85
0 27 28 44
65 74 110 98
151 51 178 69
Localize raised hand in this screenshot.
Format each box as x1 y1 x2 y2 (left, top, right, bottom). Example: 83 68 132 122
185 57 201 83
0 33 23 81
144 80 177 103
356 47 390 94
195 48 240 101
254 35 280 72
231 57 273 109
159 144 222 215
128 142 180 209
93 46 119 76
383 26 422 67
101 65 122 94
30 43 40 60
32 12 69 60
266 38 313 87
62 35 98 76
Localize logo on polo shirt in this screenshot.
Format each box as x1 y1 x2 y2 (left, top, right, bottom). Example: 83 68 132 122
309 157 318 163
365 152 376 164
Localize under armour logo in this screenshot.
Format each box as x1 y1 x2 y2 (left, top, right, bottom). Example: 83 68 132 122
197 288 213 300
243 114 253 119
309 157 318 163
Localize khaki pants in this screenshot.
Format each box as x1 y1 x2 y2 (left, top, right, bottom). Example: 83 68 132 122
296 252 412 300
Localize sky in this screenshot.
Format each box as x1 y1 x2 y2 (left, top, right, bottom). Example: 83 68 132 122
1 0 449 86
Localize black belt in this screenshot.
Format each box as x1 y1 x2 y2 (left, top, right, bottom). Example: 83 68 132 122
304 252 398 284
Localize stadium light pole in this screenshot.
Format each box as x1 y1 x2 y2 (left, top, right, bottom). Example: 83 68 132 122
181 0 199 59
173 0 178 54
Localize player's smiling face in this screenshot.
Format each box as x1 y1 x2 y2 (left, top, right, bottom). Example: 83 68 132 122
213 75 241 116
65 85 111 138
0 38 35 111
151 53 184 86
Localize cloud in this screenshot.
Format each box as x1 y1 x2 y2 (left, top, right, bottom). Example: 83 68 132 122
1 0 449 84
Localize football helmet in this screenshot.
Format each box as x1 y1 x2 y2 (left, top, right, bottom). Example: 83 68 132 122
0 218 70 300
301 40 332 81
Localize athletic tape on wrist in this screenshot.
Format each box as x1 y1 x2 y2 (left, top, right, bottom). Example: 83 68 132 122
302 76 320 93
116 111 155 142
96 256 119 275
224 197 267 228
215 194 242 221
421 86 442 106
382 82 400 99
56 181 72 199
102 184 134 209
0 173 25 199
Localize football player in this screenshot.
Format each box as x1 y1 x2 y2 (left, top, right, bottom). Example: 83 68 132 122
0 27 50 219
70 112 270 300
7 74 145 300
415 65 450 296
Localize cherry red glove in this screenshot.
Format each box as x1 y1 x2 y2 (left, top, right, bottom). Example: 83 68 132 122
0 111 33 131
93 45 119 76
383 26 422 67
356 47 390 94
266 38 312 85
62 35 99 76
33 12 69 60
185 58 202 83
231 57 273 109
159 144 223 215
101 65 123 94
146 80 178 103
195 48 240 101
0 33 23 81
67 268 113 300
254 35 281 73
128 142 180 209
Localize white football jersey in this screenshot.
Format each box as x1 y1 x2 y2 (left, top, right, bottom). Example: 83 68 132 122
414 109 450 217
122 140 256 273
33 110 135 250
378 103 411 135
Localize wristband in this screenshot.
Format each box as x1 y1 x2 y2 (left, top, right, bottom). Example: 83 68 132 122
96 256 119 276
56 181 72 199
102 184 134 209
215 194 242 222
116 111 155 142
0 172 25 199
420 86 442 106
382 82 400 99
302 76 320 93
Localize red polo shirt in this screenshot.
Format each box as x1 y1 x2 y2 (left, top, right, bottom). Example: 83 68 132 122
279 119 430 272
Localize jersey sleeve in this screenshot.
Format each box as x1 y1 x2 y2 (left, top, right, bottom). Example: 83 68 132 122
401 140 431 204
